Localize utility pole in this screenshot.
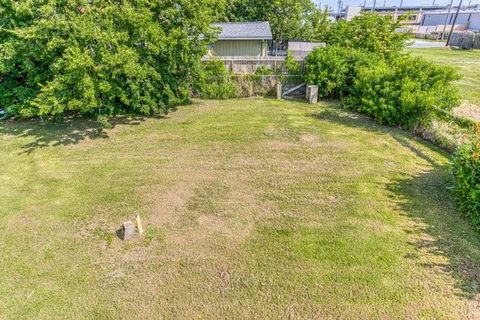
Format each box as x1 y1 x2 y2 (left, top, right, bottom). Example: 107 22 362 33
363 0 367 7
441 0 454 40
447 0 464 46
372 0 377 12
400 0 404 8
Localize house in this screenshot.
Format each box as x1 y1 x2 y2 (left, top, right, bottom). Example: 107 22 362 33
210 22 273 57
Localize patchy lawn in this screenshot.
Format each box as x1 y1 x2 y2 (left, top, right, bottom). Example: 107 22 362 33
408 47 480 121
1 98 480 318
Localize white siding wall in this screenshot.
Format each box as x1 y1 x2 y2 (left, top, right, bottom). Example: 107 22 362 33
422 12 480 30
469 13 480 30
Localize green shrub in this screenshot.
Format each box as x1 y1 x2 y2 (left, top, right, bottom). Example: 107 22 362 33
451 126 480 227
254 65 274 76
305 47 349 98
285 51 301 75
96 115 113 130
328 12 412 58
0 0 217 118
306 46 460 128
196 60 236 99
345 56 460 128
199 82 237 99
305 46 375 98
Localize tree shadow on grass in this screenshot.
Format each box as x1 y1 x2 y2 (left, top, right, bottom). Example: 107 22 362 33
312 104 480 300
312 105 444 164
0 115 150 154
389 168 480 300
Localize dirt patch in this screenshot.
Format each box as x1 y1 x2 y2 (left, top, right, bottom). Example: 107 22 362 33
300 133 318 143
455 102 480 122
146 182 197 228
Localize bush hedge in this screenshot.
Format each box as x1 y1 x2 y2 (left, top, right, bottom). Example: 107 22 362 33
305 46 375 98
345 55 460 127
195 60 237 99
451 126 480 227
0 0 217 119
305 46 460 128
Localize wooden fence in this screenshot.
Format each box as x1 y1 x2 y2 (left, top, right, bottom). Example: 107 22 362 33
202 56 305 74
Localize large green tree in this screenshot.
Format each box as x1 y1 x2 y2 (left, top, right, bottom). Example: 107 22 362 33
0 0 220 118
224 0 330 42
303 7 334 42
328 13 411 58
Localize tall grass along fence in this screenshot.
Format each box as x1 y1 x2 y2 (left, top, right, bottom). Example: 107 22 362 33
196 58 305 100
194 74 304 100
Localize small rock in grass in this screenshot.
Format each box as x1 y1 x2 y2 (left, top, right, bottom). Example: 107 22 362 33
122 221 136 240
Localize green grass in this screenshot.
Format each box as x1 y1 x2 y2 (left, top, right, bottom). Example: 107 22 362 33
407 47 480 121
1 98 480 318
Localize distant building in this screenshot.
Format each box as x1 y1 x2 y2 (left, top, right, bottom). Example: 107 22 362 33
344 5 454 24
209 22 273 57
342 5 480 33
421 10 480 32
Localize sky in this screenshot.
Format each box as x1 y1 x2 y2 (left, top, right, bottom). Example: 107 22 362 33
316 0 480 12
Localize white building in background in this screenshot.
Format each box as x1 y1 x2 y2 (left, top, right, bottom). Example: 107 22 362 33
421 11 480 32
342 5 480 33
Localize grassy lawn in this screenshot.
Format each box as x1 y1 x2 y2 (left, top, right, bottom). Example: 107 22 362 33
407 47 480 121
1 98 480 318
